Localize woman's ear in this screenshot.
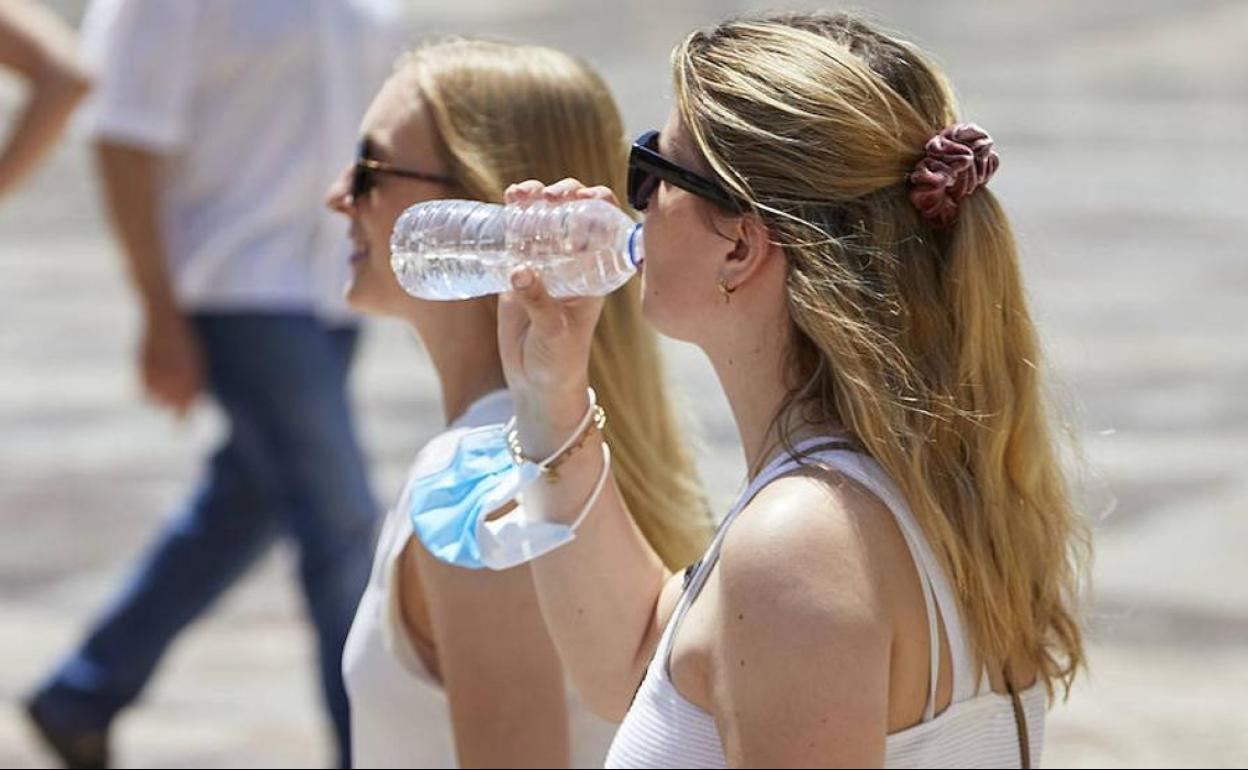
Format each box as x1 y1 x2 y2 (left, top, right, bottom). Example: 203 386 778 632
718 213 781 293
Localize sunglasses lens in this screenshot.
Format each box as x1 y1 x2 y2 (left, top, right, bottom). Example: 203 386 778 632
351 165 372 200
635 173 658 211
628 155 661 211
627 164 643 210
351 138 373 199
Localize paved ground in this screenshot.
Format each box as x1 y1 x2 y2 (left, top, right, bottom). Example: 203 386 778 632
2 0 1246 767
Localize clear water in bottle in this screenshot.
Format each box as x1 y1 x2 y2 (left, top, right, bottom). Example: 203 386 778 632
390 198 644 300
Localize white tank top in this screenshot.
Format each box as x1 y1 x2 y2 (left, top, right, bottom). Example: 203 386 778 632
605 437 1046 769
342 390 617 768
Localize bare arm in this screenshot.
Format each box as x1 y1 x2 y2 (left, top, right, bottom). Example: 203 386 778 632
0 0 91 199
411 544 571 768
95 140 201 414
712 475 893 768
508 437 687 720
498 179 686 719
95 142 176 316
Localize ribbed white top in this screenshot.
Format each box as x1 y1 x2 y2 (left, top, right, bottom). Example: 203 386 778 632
606 439 1045 769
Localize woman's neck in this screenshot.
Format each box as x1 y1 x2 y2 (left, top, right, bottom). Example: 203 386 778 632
706 311 840 477
706 313 788 476
400 301 507 426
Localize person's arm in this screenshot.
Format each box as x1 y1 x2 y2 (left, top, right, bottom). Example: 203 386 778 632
0 0 91 199
498 178 687 719
411 546 571 768
81 0 201 415
95 140 201 415
710 473 893 767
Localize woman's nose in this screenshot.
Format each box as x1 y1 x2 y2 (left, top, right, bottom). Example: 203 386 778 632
326 163 355 215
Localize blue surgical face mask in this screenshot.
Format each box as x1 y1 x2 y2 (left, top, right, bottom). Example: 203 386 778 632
403 422 580 571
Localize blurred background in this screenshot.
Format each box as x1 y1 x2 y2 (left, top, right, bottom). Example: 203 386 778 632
1 0 1245 767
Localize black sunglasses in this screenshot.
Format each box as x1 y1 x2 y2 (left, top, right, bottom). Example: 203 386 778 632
627 129 741 213
351 138 455 199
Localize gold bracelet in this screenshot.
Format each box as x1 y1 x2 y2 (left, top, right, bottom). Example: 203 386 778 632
505 388 607 483
541 405 606 483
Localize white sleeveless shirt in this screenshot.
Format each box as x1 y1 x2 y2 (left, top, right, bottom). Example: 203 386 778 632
605 438 1046 769
342 390 617 768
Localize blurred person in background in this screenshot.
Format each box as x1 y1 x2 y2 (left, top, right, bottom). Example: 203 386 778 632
0 0 91 200
24 2 404 768
324 38 711 768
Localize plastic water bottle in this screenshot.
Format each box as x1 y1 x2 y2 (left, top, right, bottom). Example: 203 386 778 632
390 199 644 300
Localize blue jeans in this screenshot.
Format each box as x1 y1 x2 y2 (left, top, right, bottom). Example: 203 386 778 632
33 313 379 768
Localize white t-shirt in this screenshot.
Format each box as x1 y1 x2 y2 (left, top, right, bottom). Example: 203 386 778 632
78 0 406 321
342 390 617 768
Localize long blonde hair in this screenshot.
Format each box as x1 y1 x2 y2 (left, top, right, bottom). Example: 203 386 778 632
673 12 1089 698
396 38 712 569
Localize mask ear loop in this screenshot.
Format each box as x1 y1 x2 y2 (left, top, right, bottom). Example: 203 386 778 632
564 441 612 533
476 434 612 569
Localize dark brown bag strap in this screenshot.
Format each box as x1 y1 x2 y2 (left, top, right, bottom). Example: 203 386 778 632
803 438 1032 767
1004 671 1031 769
799 438 1033 768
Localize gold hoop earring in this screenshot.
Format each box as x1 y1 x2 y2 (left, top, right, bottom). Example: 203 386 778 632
718 278 736 304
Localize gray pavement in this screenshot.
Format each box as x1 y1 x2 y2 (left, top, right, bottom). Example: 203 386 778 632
2 1 1246 767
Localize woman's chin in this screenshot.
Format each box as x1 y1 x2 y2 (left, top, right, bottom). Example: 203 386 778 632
344 272 383 316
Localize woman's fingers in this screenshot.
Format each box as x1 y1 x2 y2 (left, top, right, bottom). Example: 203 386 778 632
508 266 565 340
575 184 622 209
505 179 545 206
507 178 625 213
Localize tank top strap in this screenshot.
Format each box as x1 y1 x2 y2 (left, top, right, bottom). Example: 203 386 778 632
798 448 982 708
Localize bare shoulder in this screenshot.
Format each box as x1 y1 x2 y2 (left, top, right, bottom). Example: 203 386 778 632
709 466 903 765
716 464 914 629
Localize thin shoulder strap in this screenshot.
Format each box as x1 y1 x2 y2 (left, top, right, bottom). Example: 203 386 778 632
807 448 1032 760
796 446 944 722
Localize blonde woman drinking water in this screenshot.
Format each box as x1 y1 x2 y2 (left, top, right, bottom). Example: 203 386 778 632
499 12 1089 768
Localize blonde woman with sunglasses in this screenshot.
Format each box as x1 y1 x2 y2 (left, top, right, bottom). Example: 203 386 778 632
325 38 710 768
500 12 1089 768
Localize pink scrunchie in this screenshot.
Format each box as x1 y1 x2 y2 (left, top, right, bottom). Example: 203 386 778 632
908 123 999 228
